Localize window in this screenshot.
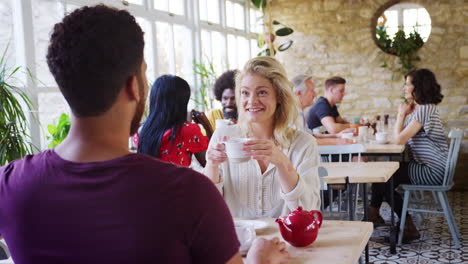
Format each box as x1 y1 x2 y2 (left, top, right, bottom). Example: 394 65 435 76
153 0 184 16
226 1 245 30
378 3 431 41
199 0 220 24
6 0 260 150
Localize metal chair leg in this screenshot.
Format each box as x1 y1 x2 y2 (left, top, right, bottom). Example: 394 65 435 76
441 192 461 240
437 191 461 248
398 190 411 246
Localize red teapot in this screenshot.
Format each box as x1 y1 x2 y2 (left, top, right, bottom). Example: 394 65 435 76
275 206 322 247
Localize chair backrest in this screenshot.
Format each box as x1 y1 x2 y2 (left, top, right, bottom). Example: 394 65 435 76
443 129 463 186
0 239 10 260
318 144 365 162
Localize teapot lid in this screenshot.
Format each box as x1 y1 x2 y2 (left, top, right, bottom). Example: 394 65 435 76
285 206 315 227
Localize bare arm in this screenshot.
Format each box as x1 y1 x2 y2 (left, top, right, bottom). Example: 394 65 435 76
392 103 422 145
204 142 227 184
194 150 207 167
335 115 349 124
320 116 351 134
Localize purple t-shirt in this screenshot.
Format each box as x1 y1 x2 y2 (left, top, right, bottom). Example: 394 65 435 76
0 150 239 264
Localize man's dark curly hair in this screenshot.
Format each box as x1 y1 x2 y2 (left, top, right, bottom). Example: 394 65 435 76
47 5 144 117
405 69 443 105
213 70 238 101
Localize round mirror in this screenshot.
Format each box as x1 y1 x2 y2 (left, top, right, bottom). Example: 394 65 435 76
372 1 431 55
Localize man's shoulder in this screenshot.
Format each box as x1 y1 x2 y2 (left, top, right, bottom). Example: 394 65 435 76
207 109 223 117
312 97 329 108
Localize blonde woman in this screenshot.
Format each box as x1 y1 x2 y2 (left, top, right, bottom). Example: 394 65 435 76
205 56 321 218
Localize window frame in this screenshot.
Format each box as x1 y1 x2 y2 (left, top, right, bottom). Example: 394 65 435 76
7 0 261 150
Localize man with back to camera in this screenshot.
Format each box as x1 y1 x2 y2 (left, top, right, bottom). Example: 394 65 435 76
207 70 239 130
307 76 351 134
0 5 288 264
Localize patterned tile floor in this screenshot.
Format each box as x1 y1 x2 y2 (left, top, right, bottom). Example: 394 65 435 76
364 191 467 264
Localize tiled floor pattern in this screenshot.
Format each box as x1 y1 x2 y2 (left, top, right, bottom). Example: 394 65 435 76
364 191 467 263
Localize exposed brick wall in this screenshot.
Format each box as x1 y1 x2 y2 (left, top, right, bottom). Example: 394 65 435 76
270 0 468 152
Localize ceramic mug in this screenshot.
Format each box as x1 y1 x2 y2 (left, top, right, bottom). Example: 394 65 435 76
224 138 250 163
375 132 388 144
215 119 231 129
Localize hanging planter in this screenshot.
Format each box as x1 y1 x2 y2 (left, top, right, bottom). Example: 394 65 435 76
251 0 295 56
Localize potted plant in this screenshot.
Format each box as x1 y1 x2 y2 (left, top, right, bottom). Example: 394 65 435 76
0 45 35 165
251 0 294 56
376 26 424 76
46 113 71 148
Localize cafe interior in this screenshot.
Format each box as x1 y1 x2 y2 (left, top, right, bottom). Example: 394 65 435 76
0 0 467 263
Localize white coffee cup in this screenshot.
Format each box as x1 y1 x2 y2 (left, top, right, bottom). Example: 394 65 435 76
224 138 250 163
235 222 256 254
215 119 231 129
375 132 388 144
341 132 354 140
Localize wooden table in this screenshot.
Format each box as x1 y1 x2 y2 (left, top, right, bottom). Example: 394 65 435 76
244 218 373 264
319 161 400 256
363 143 405 154
319 161 399 184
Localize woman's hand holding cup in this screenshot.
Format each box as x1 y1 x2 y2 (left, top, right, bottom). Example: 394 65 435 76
206 137 228 166
242 139 287 166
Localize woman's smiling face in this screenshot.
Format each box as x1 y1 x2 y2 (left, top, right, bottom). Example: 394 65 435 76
240 73 277 125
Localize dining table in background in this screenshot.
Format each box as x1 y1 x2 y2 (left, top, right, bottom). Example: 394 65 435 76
241 218 373 264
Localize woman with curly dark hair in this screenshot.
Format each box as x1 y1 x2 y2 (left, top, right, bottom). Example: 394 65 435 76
207 70 239 130
369 69 448 242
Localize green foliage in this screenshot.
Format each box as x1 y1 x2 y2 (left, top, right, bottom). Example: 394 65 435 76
192 60 217 111
376 26 424 76
251 0 266 9
0 44 34 165
46 113 71 148
251 0 294 56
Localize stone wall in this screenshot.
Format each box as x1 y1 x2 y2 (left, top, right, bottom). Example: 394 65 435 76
271 0 468 151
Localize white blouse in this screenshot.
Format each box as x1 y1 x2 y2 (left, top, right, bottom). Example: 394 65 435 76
206 125 321 218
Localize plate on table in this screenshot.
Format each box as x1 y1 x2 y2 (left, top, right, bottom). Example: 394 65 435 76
234 219 269 231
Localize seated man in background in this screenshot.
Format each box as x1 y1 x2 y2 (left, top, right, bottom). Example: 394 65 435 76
292 75 353 144
207 70 239 130
0 5 287 264
307 76 351 134
291 74 317 132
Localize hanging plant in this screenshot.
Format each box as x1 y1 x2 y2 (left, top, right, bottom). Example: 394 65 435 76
251 0 294 56
377 26 424 76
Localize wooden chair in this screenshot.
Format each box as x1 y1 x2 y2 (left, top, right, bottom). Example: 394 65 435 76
398 129 463 248
0 239 11 263
318 144 365 220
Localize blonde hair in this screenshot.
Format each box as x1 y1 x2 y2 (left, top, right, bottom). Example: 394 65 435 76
235 56 298 147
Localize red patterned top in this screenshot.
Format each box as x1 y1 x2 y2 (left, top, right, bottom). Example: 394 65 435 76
159 122 209 167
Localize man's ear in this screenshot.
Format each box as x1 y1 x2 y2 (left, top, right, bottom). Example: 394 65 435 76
295 90 302 96
125 75 140 101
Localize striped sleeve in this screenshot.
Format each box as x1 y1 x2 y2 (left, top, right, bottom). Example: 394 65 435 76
412 105 434 135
